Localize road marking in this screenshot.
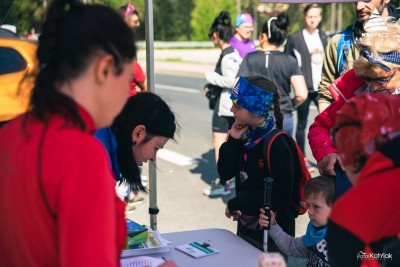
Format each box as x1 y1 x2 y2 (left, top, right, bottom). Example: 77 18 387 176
157 149 198 166
155 84 200 94
156 84 319 112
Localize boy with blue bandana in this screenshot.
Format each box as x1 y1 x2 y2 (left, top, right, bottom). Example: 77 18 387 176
259 176 334 267
218 76 301 253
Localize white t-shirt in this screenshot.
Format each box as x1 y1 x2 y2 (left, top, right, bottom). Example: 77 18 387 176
303 29 324 91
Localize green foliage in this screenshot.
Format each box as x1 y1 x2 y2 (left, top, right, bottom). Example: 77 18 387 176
153 0 178 40
175 0 195 40
1 0 44 35
190 0 236 41
0 0 371 41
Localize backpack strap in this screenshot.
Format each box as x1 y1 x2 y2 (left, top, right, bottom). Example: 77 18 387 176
262 129 311 215
336 30 353 77
262 128 287 175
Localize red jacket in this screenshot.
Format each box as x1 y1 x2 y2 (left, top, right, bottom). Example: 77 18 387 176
308 69 365 161
327 137 400 267
0 106 126 267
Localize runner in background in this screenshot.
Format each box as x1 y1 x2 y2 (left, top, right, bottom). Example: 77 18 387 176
230 13 256 59
285 4 328 173
119 3 147 95
203 11 242 197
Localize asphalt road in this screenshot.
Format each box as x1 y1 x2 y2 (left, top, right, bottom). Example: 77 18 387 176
127 72 317 266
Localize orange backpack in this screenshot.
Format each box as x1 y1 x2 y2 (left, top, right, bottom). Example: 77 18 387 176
262 129 311 215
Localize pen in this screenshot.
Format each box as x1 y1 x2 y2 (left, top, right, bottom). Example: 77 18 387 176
161 257 167 261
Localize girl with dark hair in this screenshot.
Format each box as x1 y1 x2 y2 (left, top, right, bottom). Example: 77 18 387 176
95 93 178 205
238 12 308 137
0 0 139 266
218 76 301 253
203 11 242 197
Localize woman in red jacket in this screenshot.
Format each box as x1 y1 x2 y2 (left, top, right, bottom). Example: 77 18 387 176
308 16 400 197
328 93 400 267
0 1 137 266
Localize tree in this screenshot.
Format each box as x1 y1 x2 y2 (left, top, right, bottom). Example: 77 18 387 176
1 0 44 35
190 0 236 41
153 0 178 41
174 0 194 40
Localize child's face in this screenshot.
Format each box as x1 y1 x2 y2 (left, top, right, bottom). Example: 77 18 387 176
230 102 261 129
306 193 331 228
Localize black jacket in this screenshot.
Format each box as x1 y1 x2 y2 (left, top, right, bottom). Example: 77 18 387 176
285 29 328 93
218 135 299 246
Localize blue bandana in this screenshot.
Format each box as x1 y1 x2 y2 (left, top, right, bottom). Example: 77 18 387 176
241 117 276 149
358 41 400 71
302 222 328 247
230 76 275 117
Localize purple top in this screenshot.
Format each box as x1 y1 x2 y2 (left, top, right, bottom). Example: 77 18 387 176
229 36 256 59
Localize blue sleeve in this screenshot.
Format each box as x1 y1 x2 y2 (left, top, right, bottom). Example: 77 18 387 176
94 128 121 180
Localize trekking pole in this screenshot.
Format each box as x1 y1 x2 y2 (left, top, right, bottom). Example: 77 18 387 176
263 176 274 252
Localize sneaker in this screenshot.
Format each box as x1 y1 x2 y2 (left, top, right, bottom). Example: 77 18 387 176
141 175 148 187
203 183 231 197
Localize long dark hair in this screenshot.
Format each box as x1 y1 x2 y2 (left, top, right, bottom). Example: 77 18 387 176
30 0 136 129
112 92 179 192
208 11 234 42
245 76 283 129
261 12 289 46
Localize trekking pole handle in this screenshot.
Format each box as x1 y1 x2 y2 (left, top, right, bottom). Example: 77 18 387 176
263 177 273 231
263 205 271 230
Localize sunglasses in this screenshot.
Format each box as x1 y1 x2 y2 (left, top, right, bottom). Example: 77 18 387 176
240 25 254 31
330 121 361 146
360 68 398 86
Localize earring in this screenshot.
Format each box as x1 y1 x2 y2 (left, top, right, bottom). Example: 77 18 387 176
132 141 136 145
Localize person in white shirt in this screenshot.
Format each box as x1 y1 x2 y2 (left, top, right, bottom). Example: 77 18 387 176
284 4 328 173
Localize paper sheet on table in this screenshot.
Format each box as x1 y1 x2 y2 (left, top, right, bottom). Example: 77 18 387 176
175 241 219 258
120 256 165 267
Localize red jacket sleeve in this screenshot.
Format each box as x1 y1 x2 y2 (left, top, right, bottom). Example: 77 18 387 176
308 103 338 162
308 69 365 162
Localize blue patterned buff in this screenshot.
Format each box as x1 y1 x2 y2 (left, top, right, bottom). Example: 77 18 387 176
230 76 275 117
358 41 400 71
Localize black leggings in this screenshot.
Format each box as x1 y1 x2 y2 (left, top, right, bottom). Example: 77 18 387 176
296 92 318 155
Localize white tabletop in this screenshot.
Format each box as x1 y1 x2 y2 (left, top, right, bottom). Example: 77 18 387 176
149 228 262 267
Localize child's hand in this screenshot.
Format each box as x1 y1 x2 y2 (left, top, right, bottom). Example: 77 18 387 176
159 260 178 267
229 122 249 139
259 252 287 267
259 208 276 227
225 206 241 221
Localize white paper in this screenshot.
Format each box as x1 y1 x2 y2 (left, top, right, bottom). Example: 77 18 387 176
120 256 165 267
175 241 219 258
